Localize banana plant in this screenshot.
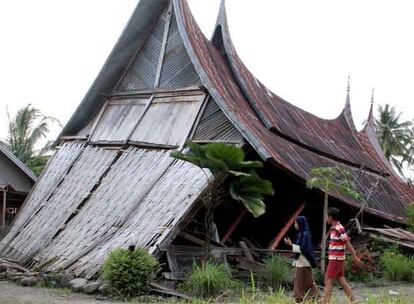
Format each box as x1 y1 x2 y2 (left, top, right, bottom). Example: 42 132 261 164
171 141 274 257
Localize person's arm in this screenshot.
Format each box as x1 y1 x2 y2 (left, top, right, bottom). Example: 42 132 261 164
284 237 301 253
346 240 362 264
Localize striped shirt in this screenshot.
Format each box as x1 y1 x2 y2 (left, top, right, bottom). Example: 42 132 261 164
328 221 349 260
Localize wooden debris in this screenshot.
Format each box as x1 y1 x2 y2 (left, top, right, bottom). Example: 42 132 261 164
148 282 192 300
239 241 254 261
179 231 206 247
232 256 266 277
0 259 31 274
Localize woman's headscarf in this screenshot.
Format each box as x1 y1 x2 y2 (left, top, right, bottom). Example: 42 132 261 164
295 216 316 268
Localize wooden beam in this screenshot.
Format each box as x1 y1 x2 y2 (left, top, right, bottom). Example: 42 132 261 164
2 190 7 228
60 135 88 141
110 85 204 98
179 231 207 247
86 99 109 143
153 2 173 88
220 208 247 244
268 203 305 250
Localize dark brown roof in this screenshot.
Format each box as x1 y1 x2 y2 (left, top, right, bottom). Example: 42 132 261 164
174 0 414 223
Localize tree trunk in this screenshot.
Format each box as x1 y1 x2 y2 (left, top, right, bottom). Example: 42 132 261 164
321 190 329 278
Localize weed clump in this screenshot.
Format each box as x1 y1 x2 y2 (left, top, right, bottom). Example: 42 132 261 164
102 247 159 298
264 254 290 289
380 249 414 282
182 261 236 298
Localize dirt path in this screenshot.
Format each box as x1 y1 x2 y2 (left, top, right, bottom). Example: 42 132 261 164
2 280 414 303
0 281 116 304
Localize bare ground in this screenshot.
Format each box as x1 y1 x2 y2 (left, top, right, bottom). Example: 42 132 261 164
2 280 414 303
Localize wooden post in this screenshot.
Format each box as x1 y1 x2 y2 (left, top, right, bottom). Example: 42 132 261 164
321 191 329 277
268 203 305 250
220 208 247 244
2 190 6 228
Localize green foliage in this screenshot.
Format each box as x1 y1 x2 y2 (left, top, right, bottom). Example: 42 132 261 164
182 261 237 298
25 155 49 176
7 104 60 164
375 104 413 174
171 141 273 218
230 173 274 217
406 202 414 233
102 248 159 298
171 141 262 177
380 249 414 282
371 238 397 254
264 254 290 289
306 166 363 201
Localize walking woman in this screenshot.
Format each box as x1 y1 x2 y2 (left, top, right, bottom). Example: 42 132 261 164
284 216 318 303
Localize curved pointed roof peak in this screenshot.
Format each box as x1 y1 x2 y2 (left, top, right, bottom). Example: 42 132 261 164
341 75 357 132
367 88 375 128
347 74 351 94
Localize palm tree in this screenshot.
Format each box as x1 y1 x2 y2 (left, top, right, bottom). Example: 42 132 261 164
375 104 412 175
7 104 60 174
306 166 362 277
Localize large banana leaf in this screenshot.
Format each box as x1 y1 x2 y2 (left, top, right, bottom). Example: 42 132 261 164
230 173 274 217
171 141 262 176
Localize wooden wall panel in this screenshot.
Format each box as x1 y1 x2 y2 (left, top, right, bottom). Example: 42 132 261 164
66 159 208 278
36 148 174 270
1 146 117 262
90 99 147 143
0 142 84 254
130 94 205 146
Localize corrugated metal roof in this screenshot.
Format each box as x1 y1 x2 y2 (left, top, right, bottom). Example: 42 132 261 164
174 0 414 223
363 227 414 249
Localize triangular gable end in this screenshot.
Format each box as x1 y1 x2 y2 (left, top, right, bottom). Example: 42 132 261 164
116 5 200 93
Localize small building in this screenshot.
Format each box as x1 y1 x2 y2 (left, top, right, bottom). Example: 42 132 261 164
0 0 413 279
0 142 36 234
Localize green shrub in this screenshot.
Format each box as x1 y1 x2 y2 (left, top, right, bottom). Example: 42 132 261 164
264 254 290 289
182 261 236 298
102 247 159 298
371 238 396 253
345 250 381 283
380 249 414 282
407 202 414 233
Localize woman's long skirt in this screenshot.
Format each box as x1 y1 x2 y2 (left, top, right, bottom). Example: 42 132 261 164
294 267 318 303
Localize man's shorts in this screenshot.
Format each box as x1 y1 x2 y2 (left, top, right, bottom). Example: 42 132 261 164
326 259 345 279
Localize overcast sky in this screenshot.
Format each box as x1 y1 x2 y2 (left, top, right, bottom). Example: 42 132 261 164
1 0 413 145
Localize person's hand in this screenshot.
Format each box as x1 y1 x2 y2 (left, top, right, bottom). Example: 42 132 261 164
284 237 292 246
353 256 363 267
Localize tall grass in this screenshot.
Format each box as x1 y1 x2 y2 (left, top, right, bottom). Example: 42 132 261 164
182 261 236 298
380 250 414 282
264 254 290 289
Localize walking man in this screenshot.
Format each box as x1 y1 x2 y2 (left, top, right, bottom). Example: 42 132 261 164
323 207 361 303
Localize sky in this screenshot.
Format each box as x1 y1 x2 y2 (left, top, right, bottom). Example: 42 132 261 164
0 0 413 150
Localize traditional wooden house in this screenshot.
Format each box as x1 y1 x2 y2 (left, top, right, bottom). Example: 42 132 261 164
1 0 413 279
0 142 36 233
